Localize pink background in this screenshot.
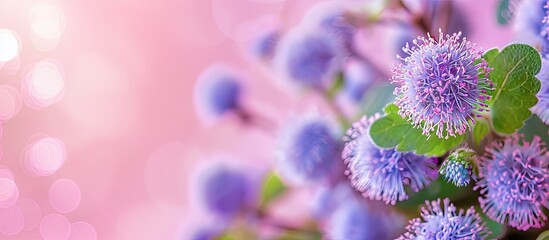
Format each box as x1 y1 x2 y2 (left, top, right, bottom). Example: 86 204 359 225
0 0 514 239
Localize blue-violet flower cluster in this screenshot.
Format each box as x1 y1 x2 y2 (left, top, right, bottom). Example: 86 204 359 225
199 166 250 219
328 199 394 240
398 198 490 240
194 64 243 123
277 116 339 185
392 30 491 139
342 115 438 205
475 135 549 230
533 60 549 124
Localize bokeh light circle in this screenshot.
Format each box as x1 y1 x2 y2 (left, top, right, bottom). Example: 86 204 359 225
30 4 66 39
40 214 71 240
0 166 14 179
16 198 42 231
29 4 65 51
211 0 284 41
0 206 25 235
22 59 65 109
0 85 22 122
23 136 67 177
0 29 20 62
0 178 18 208
49 179 81 214
68 221 97 240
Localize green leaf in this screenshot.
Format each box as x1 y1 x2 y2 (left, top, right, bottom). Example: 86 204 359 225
369 104 465 156
537 230 549 240
483 48 500 63
496 0 512 25
485 44 542 134
326 72 344 99
259 172 287 209
472 118 490 147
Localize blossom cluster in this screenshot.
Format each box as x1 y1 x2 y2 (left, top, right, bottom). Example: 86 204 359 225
191 1 549 239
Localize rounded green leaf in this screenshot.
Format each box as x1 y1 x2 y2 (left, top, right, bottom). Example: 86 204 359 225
485 44 542 134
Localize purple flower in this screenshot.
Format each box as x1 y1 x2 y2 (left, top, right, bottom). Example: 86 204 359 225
194 64 243 123
312 182 354 219
251 30 279 61
342 115 438 205
327 199 396 240
276 116 339 185
199 165 250 218
273 27 344 88
190 228 220 240
342 58 377 102
398 198 490 240
392 30 491 139
533 60 549 124
439 148 478 187
515 0 549 56
301 1 356 56
475 135 549 231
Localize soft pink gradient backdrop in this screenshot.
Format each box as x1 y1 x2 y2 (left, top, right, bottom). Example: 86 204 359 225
0 0 514 239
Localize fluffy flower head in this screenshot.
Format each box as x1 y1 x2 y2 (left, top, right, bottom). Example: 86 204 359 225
328 199 394 240
199 165 250 218
533 60 549 124
277 115 339 185
194 64 243 124
475 135 549 230
398 198 490 240
392 30 491 139
274 27 344 88
342 115 438 205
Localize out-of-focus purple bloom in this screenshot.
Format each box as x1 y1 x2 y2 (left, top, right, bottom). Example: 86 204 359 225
342 58 377 102
516 0 549 56
190 228 220 240
342 115 438 205
327 199 394 240
439 148 478 187
392 30 491 139
301 1 356 56
251 30 279 61
398 198 490 240
475 135 549 231
273 27 344 88
194 64 243 123
276 116 339 185
533 60 549 124
199 166 250 219
312 182 353 219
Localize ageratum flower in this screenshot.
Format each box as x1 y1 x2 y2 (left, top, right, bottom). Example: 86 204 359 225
301 1 356 56
392 30 491 139
342 115 438 205
251 30 279 61
533 60 549 124
342 58 376 102
276 115 339 185
194 64 243 124
515 0 549 56
475 135 549 230
273 26 344 88
199 166 250 218
328 199 395 240
398 198 490 240
439 148 478 187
